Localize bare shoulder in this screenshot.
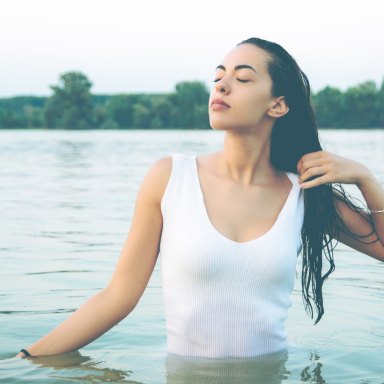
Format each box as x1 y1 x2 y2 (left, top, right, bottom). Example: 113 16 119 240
138 156 173 204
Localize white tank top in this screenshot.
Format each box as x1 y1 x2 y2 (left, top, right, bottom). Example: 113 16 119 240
160 154 304 358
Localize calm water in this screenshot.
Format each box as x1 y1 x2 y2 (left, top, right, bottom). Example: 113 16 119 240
0 129 383 384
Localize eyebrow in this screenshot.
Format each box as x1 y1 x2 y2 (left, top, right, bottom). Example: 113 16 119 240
216 64 257 73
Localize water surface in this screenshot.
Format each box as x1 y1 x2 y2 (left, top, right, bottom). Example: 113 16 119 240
0 129 383 383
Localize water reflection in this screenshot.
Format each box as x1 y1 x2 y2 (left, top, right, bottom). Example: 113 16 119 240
13 349 329 384
165 350 289 384
165 350 331 384
26 351 139 383
300 352 325 384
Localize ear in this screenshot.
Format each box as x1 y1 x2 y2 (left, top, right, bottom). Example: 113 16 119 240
267 96 289 118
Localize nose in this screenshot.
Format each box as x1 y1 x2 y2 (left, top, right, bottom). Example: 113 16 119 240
214 79 229 95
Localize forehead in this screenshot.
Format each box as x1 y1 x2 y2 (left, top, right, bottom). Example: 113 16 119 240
219 44 270 72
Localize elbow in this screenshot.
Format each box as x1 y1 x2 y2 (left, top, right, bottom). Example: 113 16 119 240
101 284 139 320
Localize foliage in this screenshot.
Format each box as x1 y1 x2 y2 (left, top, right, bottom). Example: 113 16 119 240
377 79 384 127
343 81 378 128
0 96 45 128
311 80 383 129
44 72 94 129
312 87 345 127
0 72 383 129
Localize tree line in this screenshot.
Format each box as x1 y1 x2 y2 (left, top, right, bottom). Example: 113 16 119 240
0 71 383 129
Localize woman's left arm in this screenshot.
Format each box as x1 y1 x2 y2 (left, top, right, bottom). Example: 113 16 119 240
297 150 384 262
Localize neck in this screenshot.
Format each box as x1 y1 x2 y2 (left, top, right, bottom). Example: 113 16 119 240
217 128 279 185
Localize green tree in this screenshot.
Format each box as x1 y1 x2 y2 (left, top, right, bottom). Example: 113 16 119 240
132 103 151 128
343 81 378 128
44 72 94 129
0 97 45 128
169 81 209 128
0 106 19 128
23 105 44 127
376 78 384 127
194 104 210 129
150 96 173 128
0 105 7 128
105 94 144 128
312 86 345 128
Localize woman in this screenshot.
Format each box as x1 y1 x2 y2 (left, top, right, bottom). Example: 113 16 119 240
18 37 384 359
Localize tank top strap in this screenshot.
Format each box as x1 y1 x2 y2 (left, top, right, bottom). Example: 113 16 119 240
161 153 194 216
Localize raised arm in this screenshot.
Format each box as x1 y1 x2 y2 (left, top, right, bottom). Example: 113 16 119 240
18 157 172 357
297 150 384 261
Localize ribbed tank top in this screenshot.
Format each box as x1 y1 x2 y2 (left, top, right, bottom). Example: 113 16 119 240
160 154 304 358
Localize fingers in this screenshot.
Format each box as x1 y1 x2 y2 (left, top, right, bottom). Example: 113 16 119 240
297 151 325 173
299 174 329 189
297 159 323 175
297 150 367 188
299 165 330 189
299 165 325 182
297 151 331 189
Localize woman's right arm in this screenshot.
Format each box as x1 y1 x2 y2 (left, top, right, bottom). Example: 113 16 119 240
17 157 172 357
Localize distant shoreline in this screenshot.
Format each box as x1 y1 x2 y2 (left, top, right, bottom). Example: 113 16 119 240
1 74 383 129
1 127 383 131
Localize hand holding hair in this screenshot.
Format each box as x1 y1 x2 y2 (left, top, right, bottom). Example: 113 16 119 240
296 150 374 189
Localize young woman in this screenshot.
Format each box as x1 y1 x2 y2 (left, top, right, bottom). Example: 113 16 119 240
18 37 384 359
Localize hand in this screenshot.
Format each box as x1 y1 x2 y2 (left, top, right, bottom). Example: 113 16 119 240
296 150 372 189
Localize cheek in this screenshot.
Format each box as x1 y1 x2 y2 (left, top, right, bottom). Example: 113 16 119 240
246 90 272 115
238 93 266 118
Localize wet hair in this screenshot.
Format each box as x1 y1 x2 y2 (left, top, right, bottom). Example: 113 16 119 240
238 37 374 323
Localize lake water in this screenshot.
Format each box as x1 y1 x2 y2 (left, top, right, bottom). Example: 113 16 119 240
0 129 383 383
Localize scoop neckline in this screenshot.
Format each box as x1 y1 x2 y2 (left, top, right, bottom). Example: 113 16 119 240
192 155 298 246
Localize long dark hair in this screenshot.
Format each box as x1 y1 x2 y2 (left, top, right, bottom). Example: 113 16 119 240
238 37 374 323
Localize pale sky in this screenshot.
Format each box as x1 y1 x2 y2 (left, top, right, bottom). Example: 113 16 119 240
0 0 383 97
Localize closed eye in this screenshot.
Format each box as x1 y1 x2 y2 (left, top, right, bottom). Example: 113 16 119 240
213 78 250 83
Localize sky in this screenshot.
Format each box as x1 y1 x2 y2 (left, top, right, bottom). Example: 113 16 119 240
0 0 383 97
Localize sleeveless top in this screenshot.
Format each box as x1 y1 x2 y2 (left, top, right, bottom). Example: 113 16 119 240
159 154 304 358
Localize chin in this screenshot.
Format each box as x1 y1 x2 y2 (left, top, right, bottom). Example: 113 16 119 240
210 124 232 132
209 117 234 131
210 121 246 133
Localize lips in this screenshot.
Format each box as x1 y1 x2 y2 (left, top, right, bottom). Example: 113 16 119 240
211 98 231 108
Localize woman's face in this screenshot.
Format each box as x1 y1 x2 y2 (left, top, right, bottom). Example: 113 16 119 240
208 44 277 133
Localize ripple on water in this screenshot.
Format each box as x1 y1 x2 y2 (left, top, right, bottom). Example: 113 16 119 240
1 129 383 384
